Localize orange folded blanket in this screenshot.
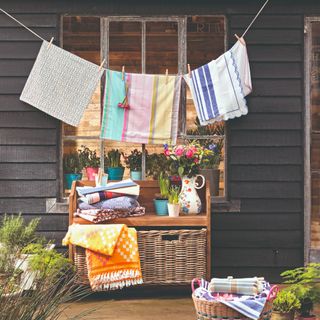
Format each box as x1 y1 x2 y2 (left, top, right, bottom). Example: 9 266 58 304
63 224 143 291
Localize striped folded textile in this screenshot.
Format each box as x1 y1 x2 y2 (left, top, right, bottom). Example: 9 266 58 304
75 206 146 223
184 39 252 125
100 70 181 144
208 277 265 296
80 191 124 205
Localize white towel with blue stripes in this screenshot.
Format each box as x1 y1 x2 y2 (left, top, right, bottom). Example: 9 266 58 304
184 39 252 125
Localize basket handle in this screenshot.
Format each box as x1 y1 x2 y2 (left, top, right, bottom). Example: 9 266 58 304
267 285 279 301
191 278 201 292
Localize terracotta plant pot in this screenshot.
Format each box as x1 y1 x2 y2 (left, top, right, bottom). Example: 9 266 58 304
167 203 180 217
85 167 98 181
272 311 295 320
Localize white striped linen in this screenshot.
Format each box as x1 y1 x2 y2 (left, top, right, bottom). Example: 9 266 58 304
184 39 252 125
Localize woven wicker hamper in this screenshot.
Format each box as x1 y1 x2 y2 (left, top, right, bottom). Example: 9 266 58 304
73 228 207 286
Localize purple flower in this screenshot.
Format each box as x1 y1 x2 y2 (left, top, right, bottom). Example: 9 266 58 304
208 144 216 151
163 143 168 150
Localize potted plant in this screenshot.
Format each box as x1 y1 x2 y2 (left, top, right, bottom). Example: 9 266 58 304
187 118 224 197
63 152 83 189
280 263 320 320
146 153 170 180
105 149 124 180
153 172 170 216
124 149 143 180
167 186 181 217
78 145 100 181
272 289 301 320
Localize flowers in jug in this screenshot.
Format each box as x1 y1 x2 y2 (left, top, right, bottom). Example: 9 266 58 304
164 143 213 178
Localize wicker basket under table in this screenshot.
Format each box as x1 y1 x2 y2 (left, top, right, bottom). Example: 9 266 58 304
73 228 207 286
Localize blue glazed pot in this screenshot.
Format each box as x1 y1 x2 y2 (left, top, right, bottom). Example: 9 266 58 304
106 167 124 180
64 173 82 190
153 199 169 216
130 171 142 180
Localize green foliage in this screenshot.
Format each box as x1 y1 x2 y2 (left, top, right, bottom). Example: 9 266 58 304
146 153 170 179
273 289 301 313
124 149 143 171
187 117 224 169
23 243 72 279
106 149 123 168
0 214 40 251
0 245 15 275
78 145 100 168
168 186 180 204
280 263 320 316
157 173 170 200
63 152 82 174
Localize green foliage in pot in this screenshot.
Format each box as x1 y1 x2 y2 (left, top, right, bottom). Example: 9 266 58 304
187 117 224 169
63 152 83 174
0 214 41 252
168 186 180 205
273 289 301 314
22 243 73 279
106 149 123 168
146 153 170 179
78 145 100 168
124 149 143 171
155 173 170 200
280 263 320 317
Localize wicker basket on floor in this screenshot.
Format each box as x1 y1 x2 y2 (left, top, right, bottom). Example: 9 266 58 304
73 228 207 286
192 279 278 320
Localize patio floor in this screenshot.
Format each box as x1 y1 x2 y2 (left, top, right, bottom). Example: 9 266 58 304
58 288 196 320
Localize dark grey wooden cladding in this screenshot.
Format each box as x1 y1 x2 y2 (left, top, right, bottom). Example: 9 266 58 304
0 1 309 282
0 12 59 219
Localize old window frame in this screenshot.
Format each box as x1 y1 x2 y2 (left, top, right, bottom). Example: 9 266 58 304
60 15 227 200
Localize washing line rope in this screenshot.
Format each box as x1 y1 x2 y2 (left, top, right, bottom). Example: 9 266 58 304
1 1 270 43
240 0 270 38
0 8 47 42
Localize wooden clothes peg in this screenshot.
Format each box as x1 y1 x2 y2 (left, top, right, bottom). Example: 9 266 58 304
187 64 191 78
48 37 54 48
122 66 125 81
234 34 246 46
165 69 168 84
99 58 106 71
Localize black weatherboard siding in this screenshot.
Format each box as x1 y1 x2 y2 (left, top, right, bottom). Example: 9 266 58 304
0 0 310 282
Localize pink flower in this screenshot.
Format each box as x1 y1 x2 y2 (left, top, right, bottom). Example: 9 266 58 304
174 146 184 156
186 149 194 159
194 158 199 163
164 149 170 156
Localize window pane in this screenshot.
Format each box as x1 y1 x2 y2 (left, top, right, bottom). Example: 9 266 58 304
109 22 142 72
146 22 178 74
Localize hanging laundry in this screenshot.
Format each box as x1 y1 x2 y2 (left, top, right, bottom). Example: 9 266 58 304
101 70 181 144
184 39 252 125
20 40 104 126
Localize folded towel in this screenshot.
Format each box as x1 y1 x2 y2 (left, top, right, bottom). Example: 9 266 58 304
100 70 181 144
78 196 140 210
75 206 145 223
80 191 125 205
20 41 104 126
208 277 265 295
63 224 143 290
184 39 252 125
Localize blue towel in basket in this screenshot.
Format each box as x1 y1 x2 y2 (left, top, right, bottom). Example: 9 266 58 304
194 279 271 320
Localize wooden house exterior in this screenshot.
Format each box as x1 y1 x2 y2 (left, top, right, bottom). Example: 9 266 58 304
0 0 319 282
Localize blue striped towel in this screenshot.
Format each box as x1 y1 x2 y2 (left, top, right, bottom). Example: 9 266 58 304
194 279 270 320
184 39 252 125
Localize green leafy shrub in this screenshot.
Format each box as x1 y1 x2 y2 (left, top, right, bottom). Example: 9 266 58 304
78 145 100 168
0 214 40 251
273 289 301 313
280 263 320 317
168 186 180 205
106 149 123 168
146 153 170 179
124 149 143 171
63 152 83 174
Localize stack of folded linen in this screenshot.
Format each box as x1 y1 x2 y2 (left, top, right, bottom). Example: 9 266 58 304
76 179 145 223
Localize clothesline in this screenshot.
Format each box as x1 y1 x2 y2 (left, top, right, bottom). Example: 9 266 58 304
0 0 270 72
